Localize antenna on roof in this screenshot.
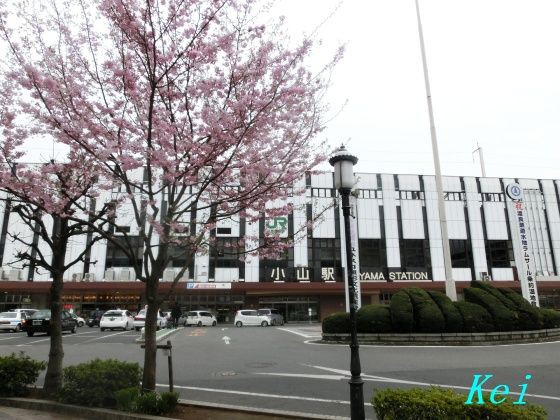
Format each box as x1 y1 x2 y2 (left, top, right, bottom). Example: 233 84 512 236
472 142 486 177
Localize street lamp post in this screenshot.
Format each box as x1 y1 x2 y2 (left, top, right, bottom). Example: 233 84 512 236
329 145 365 420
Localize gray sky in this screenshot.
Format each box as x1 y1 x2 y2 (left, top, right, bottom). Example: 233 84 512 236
275 0 560 180
17 0 560 181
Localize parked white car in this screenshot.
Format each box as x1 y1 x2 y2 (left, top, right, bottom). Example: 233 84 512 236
100 309 134 331
133 309 167 331
0 311 27 332
185 310 217 327
234 309 272 327
70 313 86 327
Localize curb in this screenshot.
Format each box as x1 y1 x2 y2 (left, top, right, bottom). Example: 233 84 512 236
0 398 175 420
0 397 347 420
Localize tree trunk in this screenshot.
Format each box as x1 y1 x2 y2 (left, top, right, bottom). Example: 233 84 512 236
43 216 68 396
43 268 65 395
142 275 160 392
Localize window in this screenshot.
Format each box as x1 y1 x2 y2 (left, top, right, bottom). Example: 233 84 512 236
486 240 513 268
450 240 473 268
216 227 232 235
359 239 386 272
398 190 424 200
308 238 342 281
400 239 431 271
357 189 383 199
210 237 243 268
105 236 143 268
443 192 466 201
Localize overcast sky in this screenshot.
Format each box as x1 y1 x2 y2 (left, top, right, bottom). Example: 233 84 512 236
274 0 560 180
16 0 560 181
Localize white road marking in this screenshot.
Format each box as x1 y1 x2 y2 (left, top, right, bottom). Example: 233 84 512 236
277 328 321 338
77 329 131 344
221 328 228 331
304 364 560 402
0 335 25 341
16 331 93 345
222 336 231 345
156 383 373 406
255 373 347 380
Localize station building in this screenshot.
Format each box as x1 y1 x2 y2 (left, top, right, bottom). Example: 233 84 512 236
1 171 560 322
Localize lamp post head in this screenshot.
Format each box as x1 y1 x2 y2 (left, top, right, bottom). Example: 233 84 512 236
329 145 358 190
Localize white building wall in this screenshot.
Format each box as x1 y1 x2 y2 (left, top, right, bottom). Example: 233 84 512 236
422 176 444 281
464 177 489 279
381 174 400 269
542 180 560 276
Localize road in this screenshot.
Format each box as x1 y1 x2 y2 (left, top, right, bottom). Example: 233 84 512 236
1 325 560 419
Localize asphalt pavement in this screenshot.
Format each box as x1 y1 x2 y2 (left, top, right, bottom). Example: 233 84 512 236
1 324 560 419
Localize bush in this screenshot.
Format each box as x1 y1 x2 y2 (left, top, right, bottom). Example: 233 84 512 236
59 359 142 407
322 312 350 333
455 301 495 332
472 281 518 311
134 391 179 415
390 291 414 333
115 388 178 415
357 305 392 333
0 352 46 397
540 308 560 329
115 387 141 412
428 291 463 333
464 288 517 331
372 386 547 420
500 288 542 330
404 288 445 333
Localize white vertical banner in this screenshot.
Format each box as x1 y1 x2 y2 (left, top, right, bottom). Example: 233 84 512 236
506 183 540 307
350 194 362 310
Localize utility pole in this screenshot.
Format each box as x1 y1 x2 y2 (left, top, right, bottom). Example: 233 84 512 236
414 0 457 301
473 143 487 177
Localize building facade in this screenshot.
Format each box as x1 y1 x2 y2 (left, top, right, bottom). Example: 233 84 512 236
1 171 560 321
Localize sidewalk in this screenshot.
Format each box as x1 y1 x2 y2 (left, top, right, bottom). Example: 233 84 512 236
0 405 81 419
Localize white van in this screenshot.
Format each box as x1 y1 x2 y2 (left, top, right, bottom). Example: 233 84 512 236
234 310 272 327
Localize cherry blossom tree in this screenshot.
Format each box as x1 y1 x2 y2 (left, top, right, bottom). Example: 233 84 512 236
0 0 341 392
0 158 109 395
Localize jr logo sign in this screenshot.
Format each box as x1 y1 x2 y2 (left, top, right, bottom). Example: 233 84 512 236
266 217 288 231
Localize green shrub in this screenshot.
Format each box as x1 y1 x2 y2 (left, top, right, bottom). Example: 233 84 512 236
472 281 518 311
115 387 141 412
114 388 178 415
357 305 392 333
372 386 547 420
0 352 46 397
464 288 517 331
322 312 350 333
134 391 179 415
500 288 542 330
59 359 142 407
390 291 414 333
540 308 560 329
455 301 495 332
428 291 463 333
404 288 445 333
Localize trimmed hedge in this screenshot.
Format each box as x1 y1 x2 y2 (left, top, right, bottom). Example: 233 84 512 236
472 281 518 311
357 305 392 333
0 352 46 397
500 287 542 330
540 308 560 329
455 301 495 332
464 287 517 332
428 291 463 333
372 386 547 420
404 288 445 333
58 359 142 408
322 312 350 333
390 291 414 333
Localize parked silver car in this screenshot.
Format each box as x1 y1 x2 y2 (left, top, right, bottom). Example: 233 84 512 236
257 308 284 326
234 309 272 327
